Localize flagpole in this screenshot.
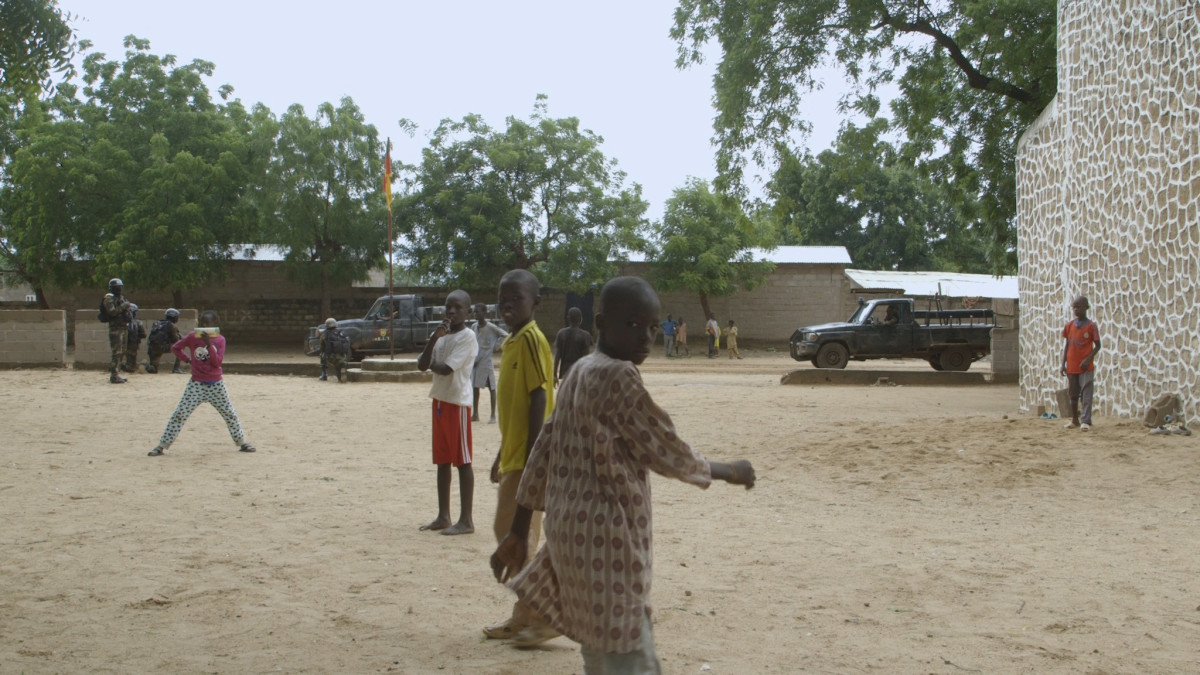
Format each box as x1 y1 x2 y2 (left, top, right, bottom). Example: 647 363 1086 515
385 138 395 360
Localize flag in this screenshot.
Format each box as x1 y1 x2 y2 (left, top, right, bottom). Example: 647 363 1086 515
383 139 393 213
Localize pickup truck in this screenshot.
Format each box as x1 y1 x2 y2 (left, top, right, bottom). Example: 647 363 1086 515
789 298 997 371
304 294 443 360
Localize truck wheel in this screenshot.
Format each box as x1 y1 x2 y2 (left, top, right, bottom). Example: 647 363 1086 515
815 343 848 369
940 347 971 371
928 354 944 371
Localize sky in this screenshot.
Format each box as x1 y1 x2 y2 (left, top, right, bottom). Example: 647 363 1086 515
60 0 851 219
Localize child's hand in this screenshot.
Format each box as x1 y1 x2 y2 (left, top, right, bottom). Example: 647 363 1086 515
490 533 528 583
727 459 755 489
490 455 501 484
431 321 449 339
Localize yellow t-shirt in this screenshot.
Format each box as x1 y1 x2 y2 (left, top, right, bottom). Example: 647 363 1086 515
497 320 555 474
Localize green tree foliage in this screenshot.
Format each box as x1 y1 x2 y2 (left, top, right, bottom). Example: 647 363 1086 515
650 178 775 321
0 0 75 101
765 119 989 272
265 97 387 319
672 0 1057 272
401 97 650 292
0 37 270 306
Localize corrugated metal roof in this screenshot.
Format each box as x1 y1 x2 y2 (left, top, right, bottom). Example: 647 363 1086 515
844 269 1019 299
624 245 851 264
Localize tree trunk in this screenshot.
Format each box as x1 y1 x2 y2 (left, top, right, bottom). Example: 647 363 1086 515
698 293 713 325
320 260 332 320
172 289 183 308
35 287 49 309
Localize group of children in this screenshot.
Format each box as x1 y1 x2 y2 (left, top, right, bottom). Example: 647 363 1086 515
133 277 1098 672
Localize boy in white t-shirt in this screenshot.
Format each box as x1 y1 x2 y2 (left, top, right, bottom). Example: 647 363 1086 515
417 289 480 535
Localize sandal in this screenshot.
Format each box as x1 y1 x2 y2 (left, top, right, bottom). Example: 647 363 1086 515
239 443 256 453
148 447 164 457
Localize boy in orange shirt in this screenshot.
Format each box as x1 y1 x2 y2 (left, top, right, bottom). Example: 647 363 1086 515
1061 295 1101 430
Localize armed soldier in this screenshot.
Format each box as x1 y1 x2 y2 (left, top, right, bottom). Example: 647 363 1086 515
122 304 146 373
146 308 184 374
101 278 134 384
319 318 351 382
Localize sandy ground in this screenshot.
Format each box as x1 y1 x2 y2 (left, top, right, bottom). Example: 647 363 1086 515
3 349 1199 674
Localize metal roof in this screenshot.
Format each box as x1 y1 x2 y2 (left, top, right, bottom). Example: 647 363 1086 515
844 269 1019 299
624 245 851 264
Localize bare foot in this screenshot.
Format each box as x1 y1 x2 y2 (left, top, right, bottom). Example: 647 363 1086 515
488 417 497 424
472 414 480 422
419 518 451 531
441 521 475 535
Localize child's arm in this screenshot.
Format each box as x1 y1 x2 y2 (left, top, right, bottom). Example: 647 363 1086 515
1080 334 1101 371
417 322 449 372
491 505 534 582
526 387 546 461
709 460 756 489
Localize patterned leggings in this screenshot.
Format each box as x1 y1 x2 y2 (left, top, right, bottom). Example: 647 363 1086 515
159 380 246 449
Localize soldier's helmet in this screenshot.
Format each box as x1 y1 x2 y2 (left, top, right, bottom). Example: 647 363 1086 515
325 318 337 328
165 308 180 321
129 303 139 314
108 278 124 292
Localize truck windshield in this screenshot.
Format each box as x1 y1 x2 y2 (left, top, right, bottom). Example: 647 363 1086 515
849 304 872 324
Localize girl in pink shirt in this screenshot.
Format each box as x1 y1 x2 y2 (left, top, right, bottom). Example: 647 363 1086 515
148 310 254 456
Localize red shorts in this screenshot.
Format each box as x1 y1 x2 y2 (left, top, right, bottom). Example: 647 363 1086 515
432 400 472 466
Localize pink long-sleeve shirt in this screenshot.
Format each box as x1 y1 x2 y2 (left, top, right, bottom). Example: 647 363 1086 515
171 332 226 382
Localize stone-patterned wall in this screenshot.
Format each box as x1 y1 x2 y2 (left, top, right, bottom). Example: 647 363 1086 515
1017 0 1200 419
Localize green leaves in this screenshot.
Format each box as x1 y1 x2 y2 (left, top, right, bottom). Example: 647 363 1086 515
674 0 1056 273
401 98 650 292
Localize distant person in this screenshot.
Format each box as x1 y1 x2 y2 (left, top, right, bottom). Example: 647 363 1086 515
489 276 756 660
122 304 146 372
706 313 720 358
148 310 255 456
319 318 351 382
101 278 133 384
417 290 479 535
471 303 508 424
1061 295 1101 431
676 316 690 356
553 307 593 385
659 313 678 357
724 319 743 359
483 269 557 643
145 308 183 374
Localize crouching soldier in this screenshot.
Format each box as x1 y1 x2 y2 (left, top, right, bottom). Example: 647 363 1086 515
146 308 184 374
122 304 146 372
320 318 351 382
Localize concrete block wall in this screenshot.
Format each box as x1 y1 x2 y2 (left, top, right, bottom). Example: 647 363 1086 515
74 309 198 369
0 310 67 368
990 328 1020 382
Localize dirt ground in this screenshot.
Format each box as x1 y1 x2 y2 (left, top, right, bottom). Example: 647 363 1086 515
3 349 1199 674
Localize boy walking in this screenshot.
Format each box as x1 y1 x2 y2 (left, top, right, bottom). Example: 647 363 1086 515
553 306 593 385
417 290 478 535
484 269 556 641
1061 295 1101 430
490 276 756 666
471 303 508 424
659 313 678 357
724 319 743 359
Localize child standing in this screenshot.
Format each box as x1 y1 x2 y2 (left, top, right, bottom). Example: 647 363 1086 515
417 290 479 535
148 310 255 456
483 269 557 641
471 303 508 424
490 276 756 663
706 313 720 358
553 306 593 385
1061 295 1101 430
676 316 690 356
724 319 743 359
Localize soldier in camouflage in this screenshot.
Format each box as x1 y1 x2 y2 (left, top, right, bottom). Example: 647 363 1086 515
319 317 350 382
102 278 133 384
146 308 184 374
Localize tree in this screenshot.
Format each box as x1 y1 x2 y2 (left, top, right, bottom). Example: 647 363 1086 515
650 178 775 321
400 97 649 292
265 97 388 319
0 0 75 101
672 0 1057 272
765 119 989 272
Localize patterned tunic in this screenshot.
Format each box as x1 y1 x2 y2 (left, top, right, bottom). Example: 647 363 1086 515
509 351 712 653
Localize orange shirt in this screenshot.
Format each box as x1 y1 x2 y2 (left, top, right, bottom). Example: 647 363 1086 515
1062 319 1100 374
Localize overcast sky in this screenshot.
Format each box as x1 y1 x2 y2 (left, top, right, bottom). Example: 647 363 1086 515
62 0 850 219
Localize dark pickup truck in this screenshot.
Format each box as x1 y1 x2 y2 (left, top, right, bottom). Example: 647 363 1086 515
304 294 442 360
789 298 997 371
